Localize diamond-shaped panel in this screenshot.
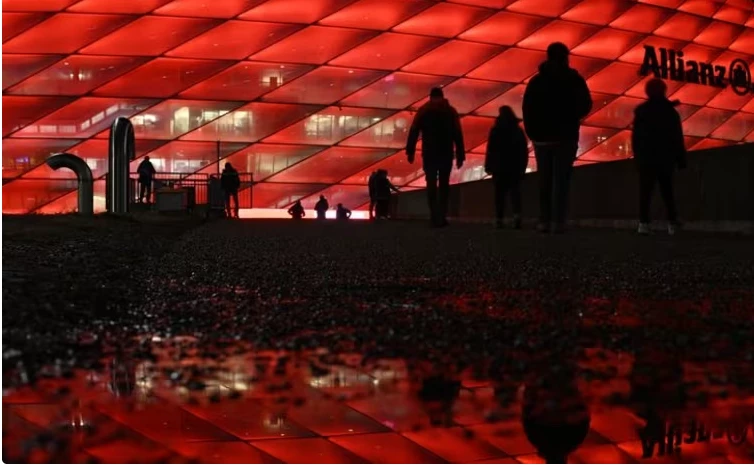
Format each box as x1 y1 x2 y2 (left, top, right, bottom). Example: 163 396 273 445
2 0 753 213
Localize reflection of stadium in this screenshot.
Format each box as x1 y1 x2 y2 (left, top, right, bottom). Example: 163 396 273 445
3 0 753 214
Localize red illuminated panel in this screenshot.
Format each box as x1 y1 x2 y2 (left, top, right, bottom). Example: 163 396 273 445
239 0 354 23
250 182 328 208
130 141 248 174
517 20 600 51
250 26 377 65
11 97 156 139
6 56 149 96
561 0 633 25
166 21 303 60
2 14 134 54
653 12 710 41
694 21 743 49
640 0 683 8
609 4 674 33
625 75 684 99
2 12 48 42
197 144 325 180
670 83 722 106
568 55 611 79
80 16 220 56
2 178 79 214
341 151 424 186
339 111 413 148
678 0 721 17
129 99 244 140
507 0 581 17
709 112 754 141
460 116 496 150
93 58 232 98
681 43 724 65
467 48 545 83
35 179 107 214
330 433 444 463
587 62 643 95
181 102 321 142
153 0 263 17
619 36 687 64
705 87 754 112
393 3 493 38
268 147 394 184
714 5 751 24
691 138 735 150
300 184 371 210
2 96 73 136
449 154 487 184
265 107 395 145
329 33 445 71
253 437 363 463
586 93 618 118
578 130 632 162
340 73 453 109
585 96 644 129
2 54 63 90
411 79 513 114
402 41 502 77
728 29 754 55
459 11 550 46
179 62 314 101
263 67 387 105
66 0 172 13
682 107 736 137
571 29 643 60
2 138 80 179
577 126 619 156
172 441 274 464
475 84 526 118
320 0 433 30
2 0 79 11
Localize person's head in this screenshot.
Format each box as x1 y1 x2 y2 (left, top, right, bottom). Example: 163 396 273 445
497 105 520 125
337 203 343 208
645 78 667 100
224 162 233 171
546 42 570 67
144 156 150 162
320 195 325 200
429 87 444 100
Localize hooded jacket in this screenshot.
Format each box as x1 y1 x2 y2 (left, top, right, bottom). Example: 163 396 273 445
220 166 241 192
522 61 592 144
631 97 686 171
406 98 465 164
485 117 529 179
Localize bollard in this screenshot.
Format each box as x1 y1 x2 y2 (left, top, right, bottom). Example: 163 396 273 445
46 153 93 215
107 117 135 214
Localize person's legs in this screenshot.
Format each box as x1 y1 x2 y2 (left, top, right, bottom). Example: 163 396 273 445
437 161 452 225
510 178 523 228
534 146 554 230
145 181 152 204
657 170 677 229
139 182 146 203
224 191 232 218
552 142 577 231
369 200 376 220
638 167 656 227
232 191 239 218
424 162 439 223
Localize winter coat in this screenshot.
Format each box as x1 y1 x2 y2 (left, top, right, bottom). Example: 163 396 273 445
485 119 529 180
631 98 687 172
406 98 465 164
137 159 156 183
522 61 592 144
220 167 241 192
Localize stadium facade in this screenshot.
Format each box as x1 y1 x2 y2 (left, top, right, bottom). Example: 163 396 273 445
2 0 753 214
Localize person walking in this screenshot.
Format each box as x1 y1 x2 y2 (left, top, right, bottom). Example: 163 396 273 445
314 195 329 220
523 42 592 234
406 87 465 228
485 106 529 229
631 78 686 236
220 162 241 218
136 156 156 204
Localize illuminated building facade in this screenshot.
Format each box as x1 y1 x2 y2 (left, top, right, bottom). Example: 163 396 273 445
3 0 753 214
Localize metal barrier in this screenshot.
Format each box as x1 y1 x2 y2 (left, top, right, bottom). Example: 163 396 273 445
130 172 254 208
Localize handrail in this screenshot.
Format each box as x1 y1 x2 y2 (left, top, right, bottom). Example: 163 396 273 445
108 117 135 214
46 153 93 215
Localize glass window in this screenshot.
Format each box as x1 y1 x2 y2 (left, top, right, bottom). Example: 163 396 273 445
268 147 395 184
180 62 314 101
320 0 433 30
2 54 63 90
330 33 445 71
340 111 413 149
2 138 81 179
265 107 395 145
197 144 325 181
250 26 378 65
3 96 75 137
251 182 329 208
402 41 503 77
154 0 262 18
264 67 387 105
393 3 493 38
239 0 354 23
340 72 453 110
459 11 549 46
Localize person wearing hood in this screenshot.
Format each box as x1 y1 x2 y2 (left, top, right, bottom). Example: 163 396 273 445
523 42 592 234
406 87 465 228
485 106 529 229
288 200 305 220
220 162 241 218
314 195 329 220
631 78 686 236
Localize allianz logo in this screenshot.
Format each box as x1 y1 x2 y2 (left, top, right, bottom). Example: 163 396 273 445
640 45 753 96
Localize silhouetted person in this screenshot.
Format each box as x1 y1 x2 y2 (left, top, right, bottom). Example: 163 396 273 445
288 200 305 220
406 87 465 228
374 169 399 219
314 195 329 220
220 162 240 218
137 156 156 204
418 373 461 427
523 42 592 234
368 170 378 220
335 203 351 221
485 106 529 229
632 78 686 236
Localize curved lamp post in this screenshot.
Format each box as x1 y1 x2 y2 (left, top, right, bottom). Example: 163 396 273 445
46 153 93 216
107 116 135 214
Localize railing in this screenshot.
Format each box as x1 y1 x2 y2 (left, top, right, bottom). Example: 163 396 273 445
129 172 254 208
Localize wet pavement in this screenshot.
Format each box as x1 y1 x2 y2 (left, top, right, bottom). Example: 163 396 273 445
3 217 754 463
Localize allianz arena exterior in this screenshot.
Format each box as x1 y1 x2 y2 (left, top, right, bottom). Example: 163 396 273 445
2 0 753 214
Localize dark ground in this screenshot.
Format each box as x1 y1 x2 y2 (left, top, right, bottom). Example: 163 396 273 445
3 216 754 462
